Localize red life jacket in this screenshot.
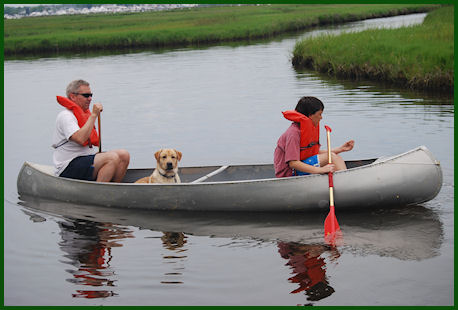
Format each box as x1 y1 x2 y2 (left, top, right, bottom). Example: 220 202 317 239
57 96 99 147
282 110 320 160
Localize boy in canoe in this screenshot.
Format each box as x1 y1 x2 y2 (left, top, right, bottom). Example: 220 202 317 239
274 96 354 178
52 79 130 182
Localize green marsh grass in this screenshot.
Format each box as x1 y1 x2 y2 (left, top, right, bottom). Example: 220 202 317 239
4 4 438 56
292 6 453 93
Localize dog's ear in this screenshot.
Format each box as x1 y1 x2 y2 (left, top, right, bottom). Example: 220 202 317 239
175 150 182 161
154 149 162 161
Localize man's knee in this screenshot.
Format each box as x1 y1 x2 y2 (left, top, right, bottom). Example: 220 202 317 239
103 151 121 165
116 149 130 165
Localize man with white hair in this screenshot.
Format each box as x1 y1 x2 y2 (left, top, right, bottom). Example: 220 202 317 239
52 79 130 182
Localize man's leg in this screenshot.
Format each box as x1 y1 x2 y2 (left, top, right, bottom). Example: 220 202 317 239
93 149 130 182
112 149 130 182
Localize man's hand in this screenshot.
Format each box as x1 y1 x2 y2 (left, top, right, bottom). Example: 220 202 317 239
92 102 103 117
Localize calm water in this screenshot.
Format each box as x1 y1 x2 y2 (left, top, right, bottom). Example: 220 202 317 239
4 14 454 306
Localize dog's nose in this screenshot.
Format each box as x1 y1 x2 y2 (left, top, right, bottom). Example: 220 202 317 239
166 162 173 170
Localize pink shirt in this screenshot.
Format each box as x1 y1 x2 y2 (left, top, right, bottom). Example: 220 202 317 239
274 123 300 178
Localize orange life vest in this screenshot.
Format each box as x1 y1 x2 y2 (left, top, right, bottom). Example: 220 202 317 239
282 110 320 160
57 96 99 147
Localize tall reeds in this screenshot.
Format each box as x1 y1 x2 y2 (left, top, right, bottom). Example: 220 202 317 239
5 4 438 56
292 6 453 93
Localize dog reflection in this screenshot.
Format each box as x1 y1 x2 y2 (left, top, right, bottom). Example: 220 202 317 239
278 242 336 302
160 232 187 285
161 232 187 250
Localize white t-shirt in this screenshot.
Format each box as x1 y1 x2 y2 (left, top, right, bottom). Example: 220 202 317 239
52 109 97 176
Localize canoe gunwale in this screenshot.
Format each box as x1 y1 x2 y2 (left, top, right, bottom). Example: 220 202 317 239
22 145 439 187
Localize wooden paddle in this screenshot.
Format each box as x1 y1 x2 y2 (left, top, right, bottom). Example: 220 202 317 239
324 125 342 245
98 114 102 153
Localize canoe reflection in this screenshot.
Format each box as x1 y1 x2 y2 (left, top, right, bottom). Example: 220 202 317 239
18 196 444 302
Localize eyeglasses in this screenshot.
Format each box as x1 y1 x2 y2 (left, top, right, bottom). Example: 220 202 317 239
73 92 93 98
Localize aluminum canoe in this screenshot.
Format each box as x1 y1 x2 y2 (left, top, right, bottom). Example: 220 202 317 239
17 146 442 212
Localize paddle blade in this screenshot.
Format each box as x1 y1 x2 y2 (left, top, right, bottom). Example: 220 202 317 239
324 206 342 246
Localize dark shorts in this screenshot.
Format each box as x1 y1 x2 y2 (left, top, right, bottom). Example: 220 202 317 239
60 155 96 181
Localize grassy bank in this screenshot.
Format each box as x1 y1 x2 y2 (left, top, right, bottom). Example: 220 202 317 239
292 6 453 94
4 4 438 56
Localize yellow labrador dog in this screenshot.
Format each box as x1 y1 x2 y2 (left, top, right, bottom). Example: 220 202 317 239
135 148 182 184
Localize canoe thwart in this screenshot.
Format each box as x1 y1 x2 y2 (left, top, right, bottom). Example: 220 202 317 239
191 165 229 183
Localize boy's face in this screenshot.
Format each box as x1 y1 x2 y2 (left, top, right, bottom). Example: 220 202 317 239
309 109 323 126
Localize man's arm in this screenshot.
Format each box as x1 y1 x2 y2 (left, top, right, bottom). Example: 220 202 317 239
70 103 102 146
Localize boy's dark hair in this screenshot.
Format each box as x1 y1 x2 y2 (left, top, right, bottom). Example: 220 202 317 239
295 96 324 117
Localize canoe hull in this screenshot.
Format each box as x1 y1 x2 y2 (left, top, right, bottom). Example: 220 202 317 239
17 146 442 211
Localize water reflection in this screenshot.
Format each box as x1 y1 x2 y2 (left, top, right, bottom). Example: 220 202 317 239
17 196 445 303
57 218 134 299
278 242 338 302
160 232 187 285
55 214 189 298
18 197 444 261
294 68 454 105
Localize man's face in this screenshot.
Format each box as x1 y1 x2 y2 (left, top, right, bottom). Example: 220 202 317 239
70 85 92 111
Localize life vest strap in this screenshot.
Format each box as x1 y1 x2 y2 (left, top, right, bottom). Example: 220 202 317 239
300 141 320 150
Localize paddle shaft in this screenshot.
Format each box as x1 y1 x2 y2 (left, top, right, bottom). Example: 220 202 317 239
326 129 334 207
98 114 102 153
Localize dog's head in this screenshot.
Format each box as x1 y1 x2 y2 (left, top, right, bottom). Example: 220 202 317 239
154 148 182 174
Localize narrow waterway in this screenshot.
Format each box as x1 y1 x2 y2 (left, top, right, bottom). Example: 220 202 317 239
4 13 453 306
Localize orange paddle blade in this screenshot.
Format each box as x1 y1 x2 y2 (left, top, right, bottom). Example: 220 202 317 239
324 206 342 245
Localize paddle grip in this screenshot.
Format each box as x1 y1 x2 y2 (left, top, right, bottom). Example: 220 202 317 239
328 171 334 187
